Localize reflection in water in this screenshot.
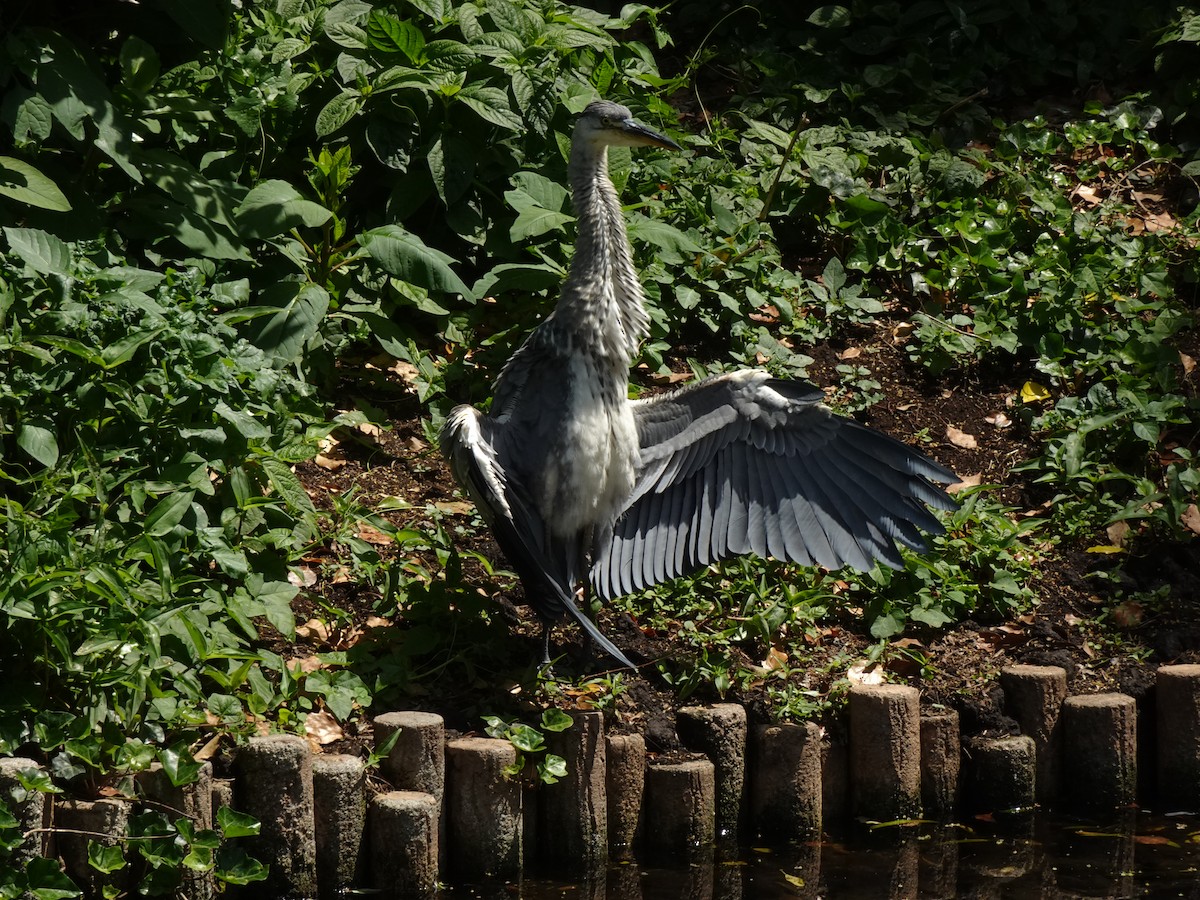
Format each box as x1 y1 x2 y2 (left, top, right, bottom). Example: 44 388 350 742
447 811 1200 898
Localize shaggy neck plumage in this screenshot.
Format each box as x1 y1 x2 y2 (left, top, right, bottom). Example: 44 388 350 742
547 139 649 363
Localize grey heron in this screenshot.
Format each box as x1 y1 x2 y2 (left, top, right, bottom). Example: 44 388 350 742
441 100 957 669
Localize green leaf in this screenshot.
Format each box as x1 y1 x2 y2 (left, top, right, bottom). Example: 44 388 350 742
261 458 315 515
359 225 473 299
315 92 364 138
457 84 522 131
216 807 261 839
367 10 426 62
0 158 72 211
538 753 567 784
145 491 195 537
235 180 331 238
88 841 126 874
160 748 205 787
808 5 851 26
247 283 330 366
507 724 545 753
207 694 243 723
324 0 373 48
540 708 573 732
17 422 59 467
256 580 299 640
214 846 268 885
8 90 54 143
510 204 572 242
119 36 160 93
4 227 71 275
627 216 704 255
25 856 81 899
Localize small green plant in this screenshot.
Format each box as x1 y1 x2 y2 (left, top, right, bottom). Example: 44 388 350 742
482 709 574 784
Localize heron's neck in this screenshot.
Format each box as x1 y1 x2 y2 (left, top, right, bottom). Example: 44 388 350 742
554 142 649 362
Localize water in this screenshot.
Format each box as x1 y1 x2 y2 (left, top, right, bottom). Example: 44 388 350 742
444 811 1200 898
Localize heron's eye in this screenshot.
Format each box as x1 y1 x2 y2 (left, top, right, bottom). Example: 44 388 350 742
600 116 613 127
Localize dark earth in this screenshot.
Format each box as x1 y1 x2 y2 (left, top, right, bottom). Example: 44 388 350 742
279 268 1200 770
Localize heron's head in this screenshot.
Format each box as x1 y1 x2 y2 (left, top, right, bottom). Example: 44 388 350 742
574 100 680 152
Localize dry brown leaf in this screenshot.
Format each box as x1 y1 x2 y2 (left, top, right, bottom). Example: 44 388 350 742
1074 184 1102 206
330 565 353 584
296 618 330 642
1181 352 1196 376
1182 504 1200 536
1105 521 1130 548
356 524 394 545
837 347 862 360
648 370 691 385
194 733 223 762
763 646 788 672
984 411 1012 429
357 421 383 438
892 322 915 342
434 500 475 516
289 655 325 674
946 425 979 449
1111 600 1145 628
1142 211 1177 233
305 710 344 746
365 615 393 629
314 454 346 471
947 473 983 494
288 566 319 588
846 659 885 685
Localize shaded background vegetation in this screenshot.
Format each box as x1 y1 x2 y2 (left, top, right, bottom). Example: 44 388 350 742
1 0 1199 892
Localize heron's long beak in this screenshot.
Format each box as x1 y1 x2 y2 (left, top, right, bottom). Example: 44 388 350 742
622 120 681 151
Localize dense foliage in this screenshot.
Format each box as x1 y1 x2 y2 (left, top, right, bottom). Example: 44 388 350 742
1 0 1199 892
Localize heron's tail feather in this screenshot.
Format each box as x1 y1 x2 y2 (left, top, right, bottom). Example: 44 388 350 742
552 587 637 671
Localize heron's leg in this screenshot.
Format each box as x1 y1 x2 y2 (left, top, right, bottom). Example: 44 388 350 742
539 621 553 667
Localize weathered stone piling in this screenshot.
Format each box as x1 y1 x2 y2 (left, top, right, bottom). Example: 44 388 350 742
539 710 607 873
374 711 445 801
965 734 1036 814
920 711 961 817
605 733 645 858
1000 664 1067 801
678 703 747 840
1062 693 1137 812
642 757 716 860
137 761 214 900
849 684 921 819
1156 664 1200 810
369 791 438 899
313 754 367 896
0 758 48 863
54 798 130 897
749 721 822 840
445 737 522 879
234 733 318 898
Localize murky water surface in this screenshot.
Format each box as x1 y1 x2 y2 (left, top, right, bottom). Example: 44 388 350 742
442 811 1200 898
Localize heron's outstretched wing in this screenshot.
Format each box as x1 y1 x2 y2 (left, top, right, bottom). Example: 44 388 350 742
589 370 958 601
440 405 637 669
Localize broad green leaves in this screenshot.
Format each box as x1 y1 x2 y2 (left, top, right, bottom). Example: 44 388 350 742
0 157 71 210
359 226 473 299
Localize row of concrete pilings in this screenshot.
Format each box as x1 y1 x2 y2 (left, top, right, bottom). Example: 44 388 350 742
6 663 1200 897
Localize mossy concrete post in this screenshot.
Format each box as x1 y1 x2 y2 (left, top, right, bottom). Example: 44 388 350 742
605 733 645 858
608 861 643 900
137 761 214 900
749 721 822 841
849 684 921 820
1000 664 1067 802
313 754 367 896
211 778 234 816
1157 664 1200 810
920 710 961 818
920 824 959 898
1062 693 1137 812
540 710 606 874
965 734 1036 814
0 758 48 864
369 791 438 899
642 757 716 861
54 798 130 897
234 733 317 898
677 704 747 841
374 712 445 801
445 737 522 879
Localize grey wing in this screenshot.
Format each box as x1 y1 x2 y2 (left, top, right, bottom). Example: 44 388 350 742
440 405 636 669
589 370 958 601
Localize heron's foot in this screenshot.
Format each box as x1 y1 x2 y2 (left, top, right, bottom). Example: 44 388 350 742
539 622 554 669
